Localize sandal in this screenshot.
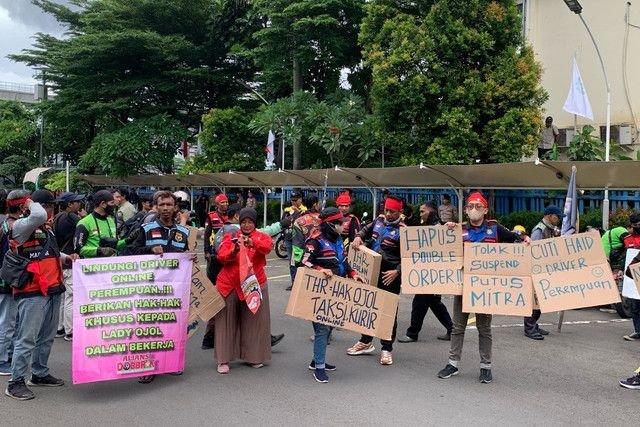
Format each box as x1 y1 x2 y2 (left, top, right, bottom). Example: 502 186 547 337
250 363 264 369
217 363 229 374
138 375 155 384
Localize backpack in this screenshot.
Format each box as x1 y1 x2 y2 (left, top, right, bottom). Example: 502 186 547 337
207 224 239 285
0 220 11 284
118 211 150 240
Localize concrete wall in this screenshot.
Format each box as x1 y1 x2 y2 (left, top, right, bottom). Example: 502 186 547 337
523 0 640 144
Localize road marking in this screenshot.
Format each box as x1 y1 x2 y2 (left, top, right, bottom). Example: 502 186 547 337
268 274 291 280
467 316 476 325
465 318 630 330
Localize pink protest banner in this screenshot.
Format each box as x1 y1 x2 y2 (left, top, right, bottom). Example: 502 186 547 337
72 253 192 384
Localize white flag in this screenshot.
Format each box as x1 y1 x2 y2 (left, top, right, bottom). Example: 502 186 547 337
265 130 275 164
563 58 593 120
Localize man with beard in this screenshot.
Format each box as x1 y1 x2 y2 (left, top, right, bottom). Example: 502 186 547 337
437 192 528 384
346 195 405 366
398 201 453 343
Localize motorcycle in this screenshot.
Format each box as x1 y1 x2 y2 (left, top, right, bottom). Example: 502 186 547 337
274 231 288 259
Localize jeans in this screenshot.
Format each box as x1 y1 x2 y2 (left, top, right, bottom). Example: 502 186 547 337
405 294 453 339
0 293 18 367
57 270 74 334
631 299 640 334
9 293 61 384
524 309 542 336
359 271 401 352
448 295 492 369
312 322 330 369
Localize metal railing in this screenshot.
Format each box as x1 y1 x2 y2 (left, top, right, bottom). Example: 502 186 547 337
0 81 35 94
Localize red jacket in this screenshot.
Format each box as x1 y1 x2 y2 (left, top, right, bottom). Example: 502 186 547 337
216 229 272 299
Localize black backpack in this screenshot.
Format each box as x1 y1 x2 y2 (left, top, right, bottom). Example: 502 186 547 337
118 211 149 240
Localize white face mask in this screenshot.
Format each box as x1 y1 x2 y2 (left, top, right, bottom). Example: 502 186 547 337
467 209 484 222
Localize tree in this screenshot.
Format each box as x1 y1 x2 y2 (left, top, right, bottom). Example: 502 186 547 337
0 101 39 185
360 0 548 165
250 91 377 168
79 114 187 177
10 0 260 166
183 106 267 173
252 0 367 169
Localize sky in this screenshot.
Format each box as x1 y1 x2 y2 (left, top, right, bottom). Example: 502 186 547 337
0 0 67 84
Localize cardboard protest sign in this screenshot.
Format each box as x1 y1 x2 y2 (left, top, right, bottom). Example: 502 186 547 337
622 249 640 300
462 242 533 316
72 254 192 384
286 267 399 340
187 226 225 322
400 225 463 295
628 262 640 296
347 245 382 287
530 231 620 313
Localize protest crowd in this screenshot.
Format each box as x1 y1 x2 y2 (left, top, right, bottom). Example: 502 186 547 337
0 186 639 401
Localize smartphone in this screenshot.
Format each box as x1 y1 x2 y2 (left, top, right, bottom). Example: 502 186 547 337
231 237 239 244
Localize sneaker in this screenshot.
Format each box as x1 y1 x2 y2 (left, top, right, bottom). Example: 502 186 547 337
0 362 11 376
346 341 375 356
437 332 452 341
285 285 293 291
63 334 72 342
217 364 229 374
437 364 459 379
525 333 544 340
308 361 336 371
313 368 329 383
27 374 64 387
623 332 640 341
479 368 492 384
397 335 417 343
619 373 640 389
380 350 393 365
55 328 65 338
271 333 285 347
5 380 35 401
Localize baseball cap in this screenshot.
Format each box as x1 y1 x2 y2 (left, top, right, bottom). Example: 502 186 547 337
94 190 114 205
56 192 85 204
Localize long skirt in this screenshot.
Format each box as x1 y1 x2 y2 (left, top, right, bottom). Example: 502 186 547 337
214 284 271 365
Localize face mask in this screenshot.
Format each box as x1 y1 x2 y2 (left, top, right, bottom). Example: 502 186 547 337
467 209 484 222
105 205 115 216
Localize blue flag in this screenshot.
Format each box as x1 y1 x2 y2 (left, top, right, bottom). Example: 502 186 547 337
561 166 578 236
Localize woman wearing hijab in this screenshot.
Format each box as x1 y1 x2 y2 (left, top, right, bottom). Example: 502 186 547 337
214 208 273 374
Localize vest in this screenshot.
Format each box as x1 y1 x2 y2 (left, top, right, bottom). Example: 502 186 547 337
462 221 499 243
142 221 190 252
371 219 401 252
11 223 64 299
309 232 346 276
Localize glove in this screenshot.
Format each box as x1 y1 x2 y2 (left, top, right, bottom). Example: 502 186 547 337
97 247 117 257
124 227 141 244
99 237 119 248
280 216 292 229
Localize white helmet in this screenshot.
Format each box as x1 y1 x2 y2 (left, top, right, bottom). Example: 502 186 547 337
173 190 189 202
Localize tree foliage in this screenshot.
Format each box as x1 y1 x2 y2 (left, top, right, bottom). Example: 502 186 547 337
0 101 39 185
79 114 187 177
11 0 260 164
184 106 267 173
360 0 548 165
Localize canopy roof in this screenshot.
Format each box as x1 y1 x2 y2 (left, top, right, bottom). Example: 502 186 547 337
79 161 640 191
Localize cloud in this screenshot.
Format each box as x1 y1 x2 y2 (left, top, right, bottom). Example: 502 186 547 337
0 0 69 33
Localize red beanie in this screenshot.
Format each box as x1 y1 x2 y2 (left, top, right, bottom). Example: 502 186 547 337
336 192 351 205
384 196 403 212
215 193 228 203
466 192 488 208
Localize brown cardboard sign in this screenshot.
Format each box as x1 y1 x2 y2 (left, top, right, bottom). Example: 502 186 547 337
629 263 640 295
531 231 620 313
187 227 225 322
285 267 399 340
462 242 533 316
186 311 201 339
347 245 382 287
400 225 464 295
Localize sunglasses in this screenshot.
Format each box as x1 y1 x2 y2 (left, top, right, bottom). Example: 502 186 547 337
465 203 486 210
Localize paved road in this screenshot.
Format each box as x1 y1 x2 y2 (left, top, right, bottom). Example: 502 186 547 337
3 257 638 426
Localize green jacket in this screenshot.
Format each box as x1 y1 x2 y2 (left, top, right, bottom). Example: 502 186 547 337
74 212 126 258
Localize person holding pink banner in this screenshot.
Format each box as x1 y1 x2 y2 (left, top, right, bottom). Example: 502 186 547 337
437 192 527 384
214 208 272 374
123 190 193 384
